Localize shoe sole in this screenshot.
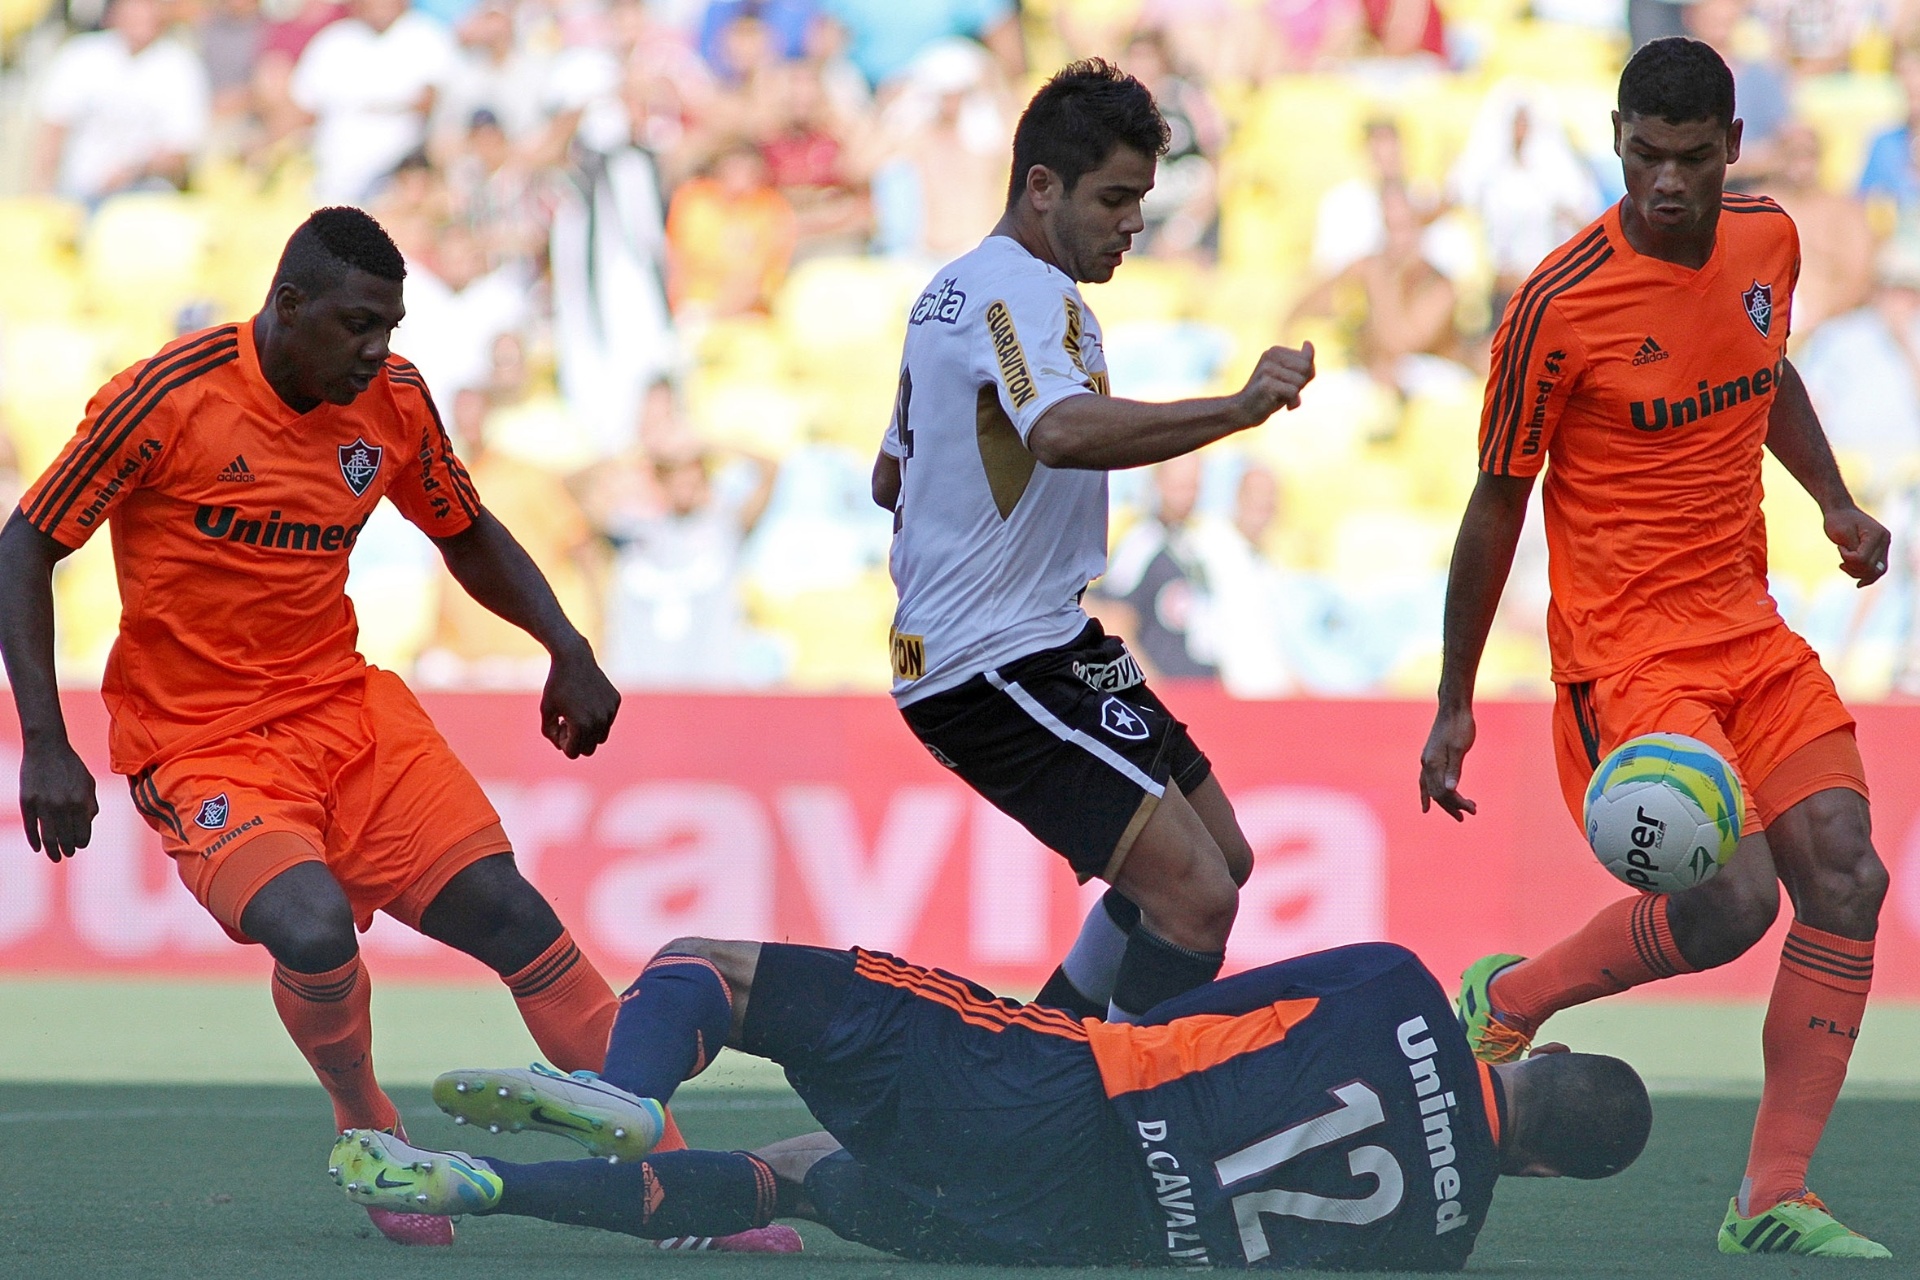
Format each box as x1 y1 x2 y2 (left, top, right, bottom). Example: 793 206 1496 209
432 1068 663 1161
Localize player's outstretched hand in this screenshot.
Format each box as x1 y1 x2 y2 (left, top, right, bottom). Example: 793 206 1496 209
1236 341 1316 425
1825 504 1891 588
19 738 98 862
541 646 621 758
1419 704 1478 822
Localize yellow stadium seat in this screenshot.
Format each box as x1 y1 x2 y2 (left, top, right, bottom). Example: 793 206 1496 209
2 321 112 477
1795 72 1903 194
748 571 894 691
773 256 917 363
0 0 56 43
1481 21 1624 88
0 196 83 262
81 193 212 331
0 259 83 324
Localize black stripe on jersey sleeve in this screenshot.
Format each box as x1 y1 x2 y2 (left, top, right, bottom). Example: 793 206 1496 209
25 328 237 529
386 370 483 520
1480 230 1610 473
1721 193 1790 218
31 341 240 533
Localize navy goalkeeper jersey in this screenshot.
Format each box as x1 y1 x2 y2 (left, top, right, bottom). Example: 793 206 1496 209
1082 943 1502 1271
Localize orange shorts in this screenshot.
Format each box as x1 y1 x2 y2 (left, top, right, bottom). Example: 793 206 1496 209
1552 623 1867 836
127 667 510 943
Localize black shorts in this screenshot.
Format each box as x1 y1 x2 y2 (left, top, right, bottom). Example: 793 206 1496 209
898 620 1212 881
741 943 1149 1266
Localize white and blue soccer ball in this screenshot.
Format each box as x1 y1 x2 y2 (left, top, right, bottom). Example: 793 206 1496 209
1583 732 1745 894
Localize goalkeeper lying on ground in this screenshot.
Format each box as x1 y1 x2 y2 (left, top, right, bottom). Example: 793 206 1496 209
331 938 1650 1270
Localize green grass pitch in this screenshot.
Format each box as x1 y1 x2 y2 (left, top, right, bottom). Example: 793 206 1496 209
2 981 1917 1277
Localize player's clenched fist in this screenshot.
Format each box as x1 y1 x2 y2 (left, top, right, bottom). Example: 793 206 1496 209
1235 341 1316 425
1824 504 1891 588
541 647 621 758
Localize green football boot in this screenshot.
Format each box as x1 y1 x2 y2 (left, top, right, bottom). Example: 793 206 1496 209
330 1129 501 1217
1717 1193 1892 1258
1455 953 1532 1064
433 1062 666 1162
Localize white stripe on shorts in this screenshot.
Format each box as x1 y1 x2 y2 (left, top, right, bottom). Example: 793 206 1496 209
984 670 1166 799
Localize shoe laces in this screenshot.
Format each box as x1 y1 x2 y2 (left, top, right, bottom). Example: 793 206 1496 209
1782 1191 1829 1215
1470 1016 1532 1063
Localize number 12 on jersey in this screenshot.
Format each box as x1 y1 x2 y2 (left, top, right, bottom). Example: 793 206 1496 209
1215 1082 1405 1263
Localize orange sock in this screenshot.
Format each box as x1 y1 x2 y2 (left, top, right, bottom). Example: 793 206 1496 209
1490 893 1696 1033
504 930 619 1074
1741 922 1874 1215
655 1109 689 1152
272 956 399 1132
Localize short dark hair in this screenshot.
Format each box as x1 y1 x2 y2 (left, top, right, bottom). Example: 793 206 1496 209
272 207 406 297
1618 37 1736 128
1509 1052 1652 1180
1006 58 1170 207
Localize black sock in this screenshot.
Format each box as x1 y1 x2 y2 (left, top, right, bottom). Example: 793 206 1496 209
1110 927 1223 1021
1035 966 1107 1018
1101 888 1142 932
488 1150 776 1239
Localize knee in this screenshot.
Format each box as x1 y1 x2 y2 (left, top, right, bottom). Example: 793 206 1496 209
1800 840 1889 922
1156 864 1239 951
657 936 721 961
1675 872 1780 970
1217 829 1255 888
259 896 358 973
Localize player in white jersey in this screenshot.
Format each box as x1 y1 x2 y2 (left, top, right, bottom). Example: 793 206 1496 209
872 61 1315 1021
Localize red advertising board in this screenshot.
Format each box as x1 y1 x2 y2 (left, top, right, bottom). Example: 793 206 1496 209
0 690 1914 995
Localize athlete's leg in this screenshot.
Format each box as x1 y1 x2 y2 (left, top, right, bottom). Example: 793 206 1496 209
414 852 618 1075
1741 783 1884 1215
1475 670 1787 1039
478 1148 781 1239
241 857 399 1132
1184 773 1255 886
1036 888 1139 1016
597 939 760 1099
1106 781 1237 1021
1036 769 1251 1018
1491 833 1781 1036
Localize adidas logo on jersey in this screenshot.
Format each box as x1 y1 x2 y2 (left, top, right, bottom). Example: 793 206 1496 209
1630 337 1669 366
216 455 257 482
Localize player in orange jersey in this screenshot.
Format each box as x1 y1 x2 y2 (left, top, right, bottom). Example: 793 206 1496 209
1418 40 1892 1258
0 209 646 1249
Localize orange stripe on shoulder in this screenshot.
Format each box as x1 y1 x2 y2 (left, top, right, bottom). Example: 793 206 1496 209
854 951 1088 1040
1477 1060 1501 1147
1084 998 1320 1097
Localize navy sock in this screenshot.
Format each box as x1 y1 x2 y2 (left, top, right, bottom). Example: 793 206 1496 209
600 953 734 1101
1109 927 1223 1022
487 1150 776 1239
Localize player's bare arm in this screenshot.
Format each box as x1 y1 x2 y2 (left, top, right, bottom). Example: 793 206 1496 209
0 513 97 860
869 449 900 510
430 510 620 757
1421 471 1535 820
1025 342 1315 471
1765 359 1890 588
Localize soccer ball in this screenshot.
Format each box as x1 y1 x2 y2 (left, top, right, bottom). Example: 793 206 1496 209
1583 733 1745 894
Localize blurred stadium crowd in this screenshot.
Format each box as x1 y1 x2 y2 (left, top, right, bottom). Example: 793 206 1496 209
1 0 1918 697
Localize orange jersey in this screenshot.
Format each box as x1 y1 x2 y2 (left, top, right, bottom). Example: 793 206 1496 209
1478 195 1800 682
18 321 480 773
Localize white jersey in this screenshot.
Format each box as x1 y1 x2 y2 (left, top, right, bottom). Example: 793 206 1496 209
884 236 1111 705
